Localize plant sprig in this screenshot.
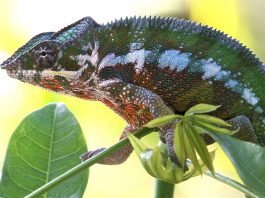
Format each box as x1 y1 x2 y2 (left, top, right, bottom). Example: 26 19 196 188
142 104 236 177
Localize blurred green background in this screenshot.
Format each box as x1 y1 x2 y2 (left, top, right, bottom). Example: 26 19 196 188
0 0 264 197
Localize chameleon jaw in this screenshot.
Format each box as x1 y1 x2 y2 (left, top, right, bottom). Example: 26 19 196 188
1 67 78 81
0 61 15 71
5 69 38 79
1 61 79 82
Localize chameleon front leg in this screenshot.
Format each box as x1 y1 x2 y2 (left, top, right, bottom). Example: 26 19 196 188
80 124 135 164
82 80 180 165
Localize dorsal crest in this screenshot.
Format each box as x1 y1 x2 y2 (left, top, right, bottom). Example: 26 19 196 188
51 16 99 47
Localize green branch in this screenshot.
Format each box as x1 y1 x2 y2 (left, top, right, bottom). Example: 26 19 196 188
154 179 175 198
25 127 156 198
204 171 258 198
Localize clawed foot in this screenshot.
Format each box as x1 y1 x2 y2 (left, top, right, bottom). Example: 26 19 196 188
80 144 133 165
80 147 106 162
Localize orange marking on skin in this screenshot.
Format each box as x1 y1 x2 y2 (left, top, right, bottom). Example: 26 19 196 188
40 77 64 91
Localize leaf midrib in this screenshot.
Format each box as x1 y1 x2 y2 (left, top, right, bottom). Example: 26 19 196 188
44 106 57 198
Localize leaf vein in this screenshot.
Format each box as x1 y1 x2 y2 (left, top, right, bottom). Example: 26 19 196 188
15 153 46 174
51 150 81 162
22 129 50 151
27 121 51 137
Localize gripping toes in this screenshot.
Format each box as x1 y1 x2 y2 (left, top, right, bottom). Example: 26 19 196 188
80 147 105 162
81 146 133 165
80 125 135 165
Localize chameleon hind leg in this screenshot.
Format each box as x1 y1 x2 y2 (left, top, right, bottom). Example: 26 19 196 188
204 115 258 145
226 116 257 198
227 115 258 143
81 80 180 165
80 124 134 164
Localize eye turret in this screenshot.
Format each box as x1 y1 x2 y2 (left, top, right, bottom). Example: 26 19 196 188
33 43 58 69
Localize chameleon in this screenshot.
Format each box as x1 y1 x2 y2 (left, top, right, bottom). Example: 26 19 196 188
1 16 264 166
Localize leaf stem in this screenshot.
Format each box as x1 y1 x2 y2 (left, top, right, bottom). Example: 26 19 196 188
204 171 258 198
25 127 156 198
154 179 175 198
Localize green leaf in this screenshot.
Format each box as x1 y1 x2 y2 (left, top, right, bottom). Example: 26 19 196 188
193 114 231 127
173 121 186 168
145 114 183 128
127 133 148 156
142 147 167 178
0 103 88 198
209 133 265 198
185 123 215 175
182 130 202 174
190 151 215 177
129 136 211 184
193 120 236 135
139 145 186 184
184 104 220 116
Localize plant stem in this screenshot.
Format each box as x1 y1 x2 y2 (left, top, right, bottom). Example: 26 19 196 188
25 127 156 198
25 125 258 198
154 179 175 198
204 171 258 198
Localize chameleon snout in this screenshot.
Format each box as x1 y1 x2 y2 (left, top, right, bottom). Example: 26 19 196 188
0 58 18 71
0 61 7 69
0 62 15 71
0 58 13 70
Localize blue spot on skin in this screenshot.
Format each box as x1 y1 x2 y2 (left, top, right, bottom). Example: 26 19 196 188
175 53 192 71
158 50 191 71
242 88 260 106
214 70 230 81
225 80 238 88
201 60 221 80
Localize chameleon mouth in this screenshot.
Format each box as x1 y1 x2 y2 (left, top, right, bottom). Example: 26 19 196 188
41 70 78 80
1 55 11 69
2 69 39 82
0 61 14 70
0 63 6 69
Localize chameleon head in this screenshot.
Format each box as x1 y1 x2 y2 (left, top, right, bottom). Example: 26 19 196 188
0 35 77 91
0 17 98 93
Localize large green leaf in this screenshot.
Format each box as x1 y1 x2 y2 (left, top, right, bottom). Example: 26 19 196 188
0 103 88 198
210 133 265 198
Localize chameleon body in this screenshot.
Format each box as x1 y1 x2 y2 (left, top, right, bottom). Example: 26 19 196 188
1 16 265 165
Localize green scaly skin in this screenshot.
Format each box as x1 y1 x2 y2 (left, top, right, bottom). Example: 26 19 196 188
1 16 264 165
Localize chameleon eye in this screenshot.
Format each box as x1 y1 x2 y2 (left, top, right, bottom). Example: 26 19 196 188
40 51 47 56
34 45 58 69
